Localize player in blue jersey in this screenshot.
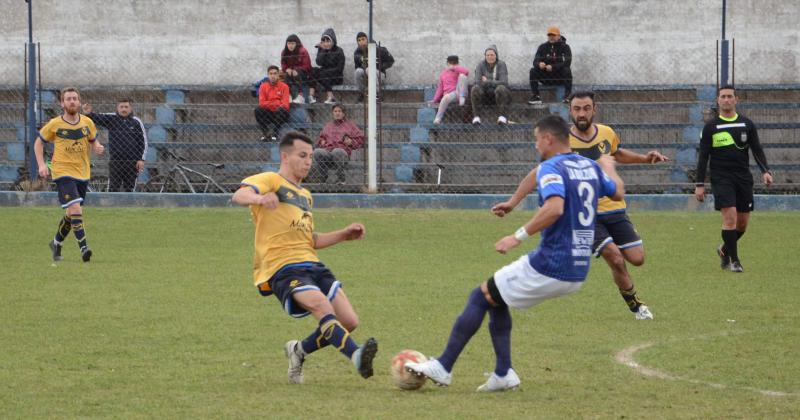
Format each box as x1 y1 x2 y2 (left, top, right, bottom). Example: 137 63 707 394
406 115 624 392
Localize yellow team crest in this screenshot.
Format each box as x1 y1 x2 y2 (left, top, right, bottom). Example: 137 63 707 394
290 279 300 288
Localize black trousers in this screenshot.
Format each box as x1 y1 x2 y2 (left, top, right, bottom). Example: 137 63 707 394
285 69 309 98
254 107 290 137
109 159 138 192
529 66 572 95
310 67 342 93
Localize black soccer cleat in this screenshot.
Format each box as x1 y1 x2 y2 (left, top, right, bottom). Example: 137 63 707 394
49 240 63 262
716 245 729 269
356 337 378 379
81 247 93 263
729 260 744 273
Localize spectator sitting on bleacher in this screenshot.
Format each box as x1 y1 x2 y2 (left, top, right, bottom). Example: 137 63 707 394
309 104 364 184
528 26 572 105
470 44 511 125
254 65 290 142
354 31 395 102
431 55 470 125
281 34 312 105
309 28 345 105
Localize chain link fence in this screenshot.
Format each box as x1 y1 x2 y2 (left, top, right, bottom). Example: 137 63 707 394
1 37 798 194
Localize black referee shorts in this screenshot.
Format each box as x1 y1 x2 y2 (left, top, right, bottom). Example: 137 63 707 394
711 172 754 212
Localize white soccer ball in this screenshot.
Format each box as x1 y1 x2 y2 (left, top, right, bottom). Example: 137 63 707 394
390 349 428 390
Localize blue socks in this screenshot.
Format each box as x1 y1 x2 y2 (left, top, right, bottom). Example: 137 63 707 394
54 215 71 243
301 327 329 355
437 287 490 372
317 314 358 359
71 215 87 251
488 305 512 376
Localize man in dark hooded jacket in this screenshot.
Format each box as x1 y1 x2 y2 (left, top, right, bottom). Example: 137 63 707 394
528 26 572 104
470 44 511 125
309 28 346 104
354 32 395 102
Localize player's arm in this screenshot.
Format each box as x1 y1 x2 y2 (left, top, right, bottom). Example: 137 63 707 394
491 165 539 217
596 155 625 201
694 125 712 201
614 147 668 164
313 223 365 249
232 185 278 208
34 137 49 178
748 125 773 186
495 195 564 254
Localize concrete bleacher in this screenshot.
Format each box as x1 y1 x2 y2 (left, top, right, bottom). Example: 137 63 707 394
1 84 798 193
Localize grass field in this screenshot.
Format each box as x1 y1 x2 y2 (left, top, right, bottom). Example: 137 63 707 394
2 207 799 418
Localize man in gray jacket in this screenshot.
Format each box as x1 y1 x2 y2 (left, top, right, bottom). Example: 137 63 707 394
470 45 511 125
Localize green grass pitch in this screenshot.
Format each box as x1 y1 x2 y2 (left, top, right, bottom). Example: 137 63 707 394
1 207 799 418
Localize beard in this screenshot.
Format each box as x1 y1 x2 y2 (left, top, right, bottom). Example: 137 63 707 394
572 116 593 132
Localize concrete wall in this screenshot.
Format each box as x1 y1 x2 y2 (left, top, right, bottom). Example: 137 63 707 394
1 0 798 86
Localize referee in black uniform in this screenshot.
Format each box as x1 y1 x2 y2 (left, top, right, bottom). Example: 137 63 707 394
695 85 773 272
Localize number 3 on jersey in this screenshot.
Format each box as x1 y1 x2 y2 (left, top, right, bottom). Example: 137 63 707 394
577 181 595 227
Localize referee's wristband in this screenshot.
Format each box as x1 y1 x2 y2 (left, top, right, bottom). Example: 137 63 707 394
514 226 530 241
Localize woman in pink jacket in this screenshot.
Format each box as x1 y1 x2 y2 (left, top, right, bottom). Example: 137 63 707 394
309 104 364 184
432 55 470 124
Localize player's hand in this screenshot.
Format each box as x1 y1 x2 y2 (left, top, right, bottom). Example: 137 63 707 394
491 201 515 217
344 223 365 240
82 103 92 114
495 235 521 254
694 186 705 202
38 164 49 179
596 154 617 173
256 192 279 209
646 150 668 164
136 160 145 173
93 142 104 155
763 172 773 186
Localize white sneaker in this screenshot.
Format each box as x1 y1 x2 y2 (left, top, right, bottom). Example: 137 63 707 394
405 358 452 386
476 368 521 392
458 96 466 106
472 116 481 125
497 115 508 125
284 340 305 384
324 97 337 105
308 96 317 104
635 305 654 320
292 95 305 104
433 117 442 125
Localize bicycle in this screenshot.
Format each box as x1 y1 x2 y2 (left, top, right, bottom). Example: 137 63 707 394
142 149 227 193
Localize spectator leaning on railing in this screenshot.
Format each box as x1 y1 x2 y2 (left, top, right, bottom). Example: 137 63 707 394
82 99 148 192
254 65 291 142
281 34 312 105
470 44 511 125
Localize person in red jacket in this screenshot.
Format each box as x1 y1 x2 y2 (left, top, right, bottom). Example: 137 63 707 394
254 65 291 142
281 34 312 104
309 104 364 184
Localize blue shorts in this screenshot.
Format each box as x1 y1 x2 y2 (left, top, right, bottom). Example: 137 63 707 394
593 212 642 257
55 178 88 208
259 262 342 318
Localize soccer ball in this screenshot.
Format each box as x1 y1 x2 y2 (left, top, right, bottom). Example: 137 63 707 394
390 349 428 390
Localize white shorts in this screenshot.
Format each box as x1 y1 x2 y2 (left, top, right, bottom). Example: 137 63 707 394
493 255 583 310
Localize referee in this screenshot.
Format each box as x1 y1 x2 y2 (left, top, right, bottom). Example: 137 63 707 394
695 85 773 272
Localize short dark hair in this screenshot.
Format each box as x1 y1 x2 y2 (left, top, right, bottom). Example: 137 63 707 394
59 87 80 100
535 114 570 144
568 90 595 105
267 65 280 73
717 84 736 95
446 55 459 65
118 98 132 104
279 131 313 151
332 103 345 114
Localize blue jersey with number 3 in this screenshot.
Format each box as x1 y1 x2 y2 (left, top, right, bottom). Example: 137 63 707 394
528 153 617 281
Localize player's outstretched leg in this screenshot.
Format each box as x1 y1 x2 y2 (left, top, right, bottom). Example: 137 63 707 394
407 287 491 386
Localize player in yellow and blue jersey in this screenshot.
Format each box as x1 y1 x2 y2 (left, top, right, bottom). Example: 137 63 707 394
232 131 377 385
35 87 104 262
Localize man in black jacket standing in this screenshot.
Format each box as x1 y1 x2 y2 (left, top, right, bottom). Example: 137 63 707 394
528 26 572 104
83 99 148 192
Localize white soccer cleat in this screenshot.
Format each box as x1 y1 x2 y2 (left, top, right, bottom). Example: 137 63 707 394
635 305 654 320
497 115 508 125
476 368 521 392
405 358 452 386
284 340 305 384
472 116 482 125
